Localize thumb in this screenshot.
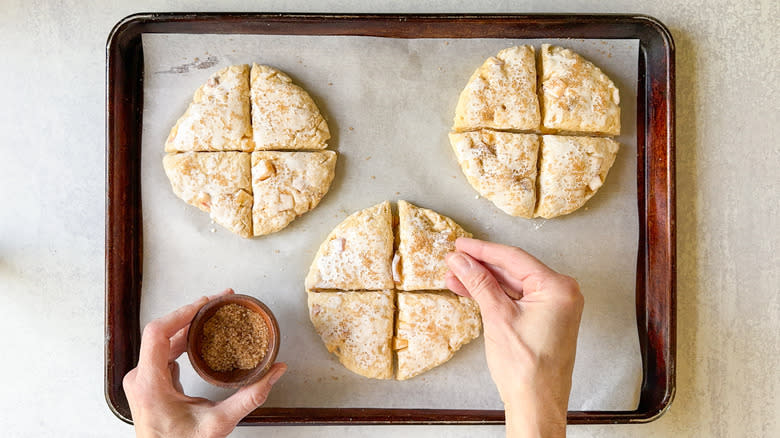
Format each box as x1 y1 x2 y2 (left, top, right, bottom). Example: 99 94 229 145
446 252 515 323
214 363 287 424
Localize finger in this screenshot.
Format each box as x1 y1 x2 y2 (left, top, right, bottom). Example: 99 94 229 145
169 361 184 393
445 271 471 298
448 265 523 301
215 363 287 424
446 252 516 323
455 238 553 280
481 263 524 300
209 288 234 300
139 296 208 371
481 262 525 293
168 324 190 362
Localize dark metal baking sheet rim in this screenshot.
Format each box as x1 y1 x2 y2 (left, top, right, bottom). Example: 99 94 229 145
105 12 676 426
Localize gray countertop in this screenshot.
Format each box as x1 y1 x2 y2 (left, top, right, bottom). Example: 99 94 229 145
1 1 777 437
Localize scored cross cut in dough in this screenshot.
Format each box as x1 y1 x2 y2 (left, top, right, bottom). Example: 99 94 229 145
305 201 394 291
540 44 621 136
395 291 482 381
251 151 337 236
162 152 253 238
307 290 395 380
395 200 472 291
250 64 330 150
449 130 539 218
165 65 253 153
535 135 620 219
453 45 540 132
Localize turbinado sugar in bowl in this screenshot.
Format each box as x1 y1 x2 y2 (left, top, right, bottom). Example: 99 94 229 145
200 303 269 372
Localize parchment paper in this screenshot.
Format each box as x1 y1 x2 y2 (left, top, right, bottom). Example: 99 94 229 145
140 34 640 411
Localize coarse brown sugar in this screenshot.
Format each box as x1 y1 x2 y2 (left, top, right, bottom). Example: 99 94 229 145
200 303 269 372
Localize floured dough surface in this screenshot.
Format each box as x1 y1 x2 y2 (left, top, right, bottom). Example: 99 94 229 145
165 65 253 152
305 201 395 291
395 291 482 381
251 151 337 236
395 200 472 291
162 152 253 238
540 44 621 136
453 45 540 132
449 130 539 218
250 63 330 150
535 135 620 218
308 290 395 380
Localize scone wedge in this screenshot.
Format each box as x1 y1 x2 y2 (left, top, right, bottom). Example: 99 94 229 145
449 130 539 218
395 200 471 291
250 64 330 150
165 65 253 152
539 44 621 136
395 291 482 381
305 201 395 291
162 152 253 238
453 45 540 132
535 135 620 218
308 290 395 380
251 151 337 236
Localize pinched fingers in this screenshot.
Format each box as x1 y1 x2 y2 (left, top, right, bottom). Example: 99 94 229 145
455 238 553 281
446 269 522 301
446 252 517 324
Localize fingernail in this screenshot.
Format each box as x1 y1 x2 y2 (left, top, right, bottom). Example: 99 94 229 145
447 253 471 271
268 365 286 385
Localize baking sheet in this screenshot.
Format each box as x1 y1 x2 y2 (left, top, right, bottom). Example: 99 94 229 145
140 34 640 411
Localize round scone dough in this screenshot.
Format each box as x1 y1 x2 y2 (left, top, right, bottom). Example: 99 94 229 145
450 45 621 218
163 63 336 237
306 201 482 380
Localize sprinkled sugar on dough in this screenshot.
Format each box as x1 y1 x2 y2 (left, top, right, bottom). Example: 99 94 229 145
307 290 395 379
162 152 253 238
395 200 472 291
535 135 619 218
449 130 539 218
449 45 621 218
165 64 254 152
394 291 482 381
251 150 337 236
453 45 540 132
305 201 394 291
163 63 337 237
250 63 330 150
540 44 621 136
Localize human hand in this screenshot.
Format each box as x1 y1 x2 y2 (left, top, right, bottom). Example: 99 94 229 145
445 238 583 438
123 289 287 438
